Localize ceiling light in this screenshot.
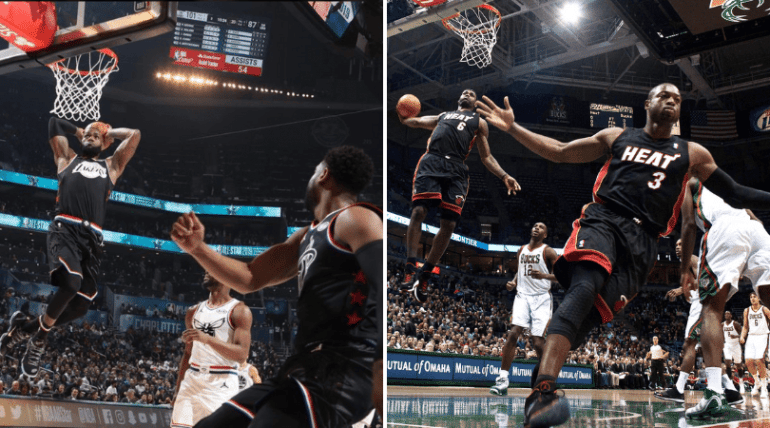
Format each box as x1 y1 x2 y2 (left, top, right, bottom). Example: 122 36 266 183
560 3 582 25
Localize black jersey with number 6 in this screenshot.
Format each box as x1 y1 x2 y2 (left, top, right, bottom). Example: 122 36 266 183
592 128 690 236
426 110 480 160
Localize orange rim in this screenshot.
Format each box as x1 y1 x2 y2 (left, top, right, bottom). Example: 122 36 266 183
48 48 119 76
442 4 501 35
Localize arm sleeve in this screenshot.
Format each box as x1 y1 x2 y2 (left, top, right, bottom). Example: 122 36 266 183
355 239 383 356
703 167 770 210
48 117 78 140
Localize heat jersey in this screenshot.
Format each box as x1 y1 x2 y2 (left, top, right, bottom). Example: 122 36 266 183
724 320 740 345
55 157 113 225
426 110 480 161
693 181 750 232
748 306 769 335
593 128 690 236
295 203 381 350
516 244 551 296
190 298 242 367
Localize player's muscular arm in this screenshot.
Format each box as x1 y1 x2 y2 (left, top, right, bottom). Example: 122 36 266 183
679 179 698 293
475 96 619 163
399 114 440 130
171 211 304 294
506 247 523 291
689 142 770 210
47 117 79 170
173 306 196 403
532 246 559 283
476 119 520 195
106 128 141 182
183 303 252 363
741 309 749 343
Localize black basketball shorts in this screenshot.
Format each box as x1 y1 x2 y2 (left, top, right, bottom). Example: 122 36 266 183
47 219 103 300
210 345 374 428
411 153 470 216
554 202 658 324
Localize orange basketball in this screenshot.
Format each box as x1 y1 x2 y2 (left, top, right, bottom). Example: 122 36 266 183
397 94 421 118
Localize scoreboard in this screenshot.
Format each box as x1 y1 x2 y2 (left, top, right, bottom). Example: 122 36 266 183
589 103 634 129
169 10 270 77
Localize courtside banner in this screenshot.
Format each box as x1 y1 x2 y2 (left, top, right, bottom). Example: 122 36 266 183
387 350 594 388
0 396 171 427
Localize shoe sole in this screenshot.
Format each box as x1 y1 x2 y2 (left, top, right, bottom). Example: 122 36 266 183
489 388 508 396
525 397 570 428
728 398 745 405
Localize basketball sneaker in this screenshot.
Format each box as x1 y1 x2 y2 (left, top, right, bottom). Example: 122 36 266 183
400 277 428 303
0 311 30 357
654 387 685 403
725 388 744 405
21 336 46 379
685 388 729 419
523 380 570 428
490 376 509 396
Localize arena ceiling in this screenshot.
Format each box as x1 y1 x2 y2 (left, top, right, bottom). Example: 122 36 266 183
387 0 770 111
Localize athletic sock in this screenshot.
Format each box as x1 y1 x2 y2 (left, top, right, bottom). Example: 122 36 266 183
676 371 689 394
722 374 737 391
499 369 509 379
706 367 724 394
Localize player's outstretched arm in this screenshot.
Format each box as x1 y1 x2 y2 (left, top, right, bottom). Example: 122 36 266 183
689 143 770 210
48 117 80 171
741 309 749 344
399 113 440 130
476 119 520 195
171 211 305 294
106 127 141 182
680 179 698 293
475 96 620 163
182 302 252 363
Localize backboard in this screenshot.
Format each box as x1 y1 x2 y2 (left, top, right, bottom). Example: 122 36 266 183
0 1 177 76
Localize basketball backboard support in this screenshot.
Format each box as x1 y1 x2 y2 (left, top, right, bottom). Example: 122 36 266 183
0 1 176 76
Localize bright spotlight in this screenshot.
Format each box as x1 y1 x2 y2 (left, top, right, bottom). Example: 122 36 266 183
560 3 582 24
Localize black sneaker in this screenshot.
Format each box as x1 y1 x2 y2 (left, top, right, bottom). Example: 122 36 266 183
0 311 30 357
21 337 45 379
725 388 744 405
523 380 570 428
654 387 685 403
400 277 428 303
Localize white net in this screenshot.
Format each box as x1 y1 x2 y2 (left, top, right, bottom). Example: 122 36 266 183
442 5 501 69
48 50 119 122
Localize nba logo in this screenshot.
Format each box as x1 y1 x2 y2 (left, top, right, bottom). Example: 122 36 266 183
578 240 584 248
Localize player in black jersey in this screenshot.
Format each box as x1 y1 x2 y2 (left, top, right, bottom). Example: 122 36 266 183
171 146 382 428
476 83 770 427
398 89 520 302
0 117 141 379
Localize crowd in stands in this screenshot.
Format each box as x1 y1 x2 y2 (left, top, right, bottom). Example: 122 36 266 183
387 257 755 390
0 319 284 404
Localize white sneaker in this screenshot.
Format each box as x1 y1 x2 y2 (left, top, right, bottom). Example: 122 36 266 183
761 386 768 399
740 382 746 394
489 376 509 396
752 385 759 396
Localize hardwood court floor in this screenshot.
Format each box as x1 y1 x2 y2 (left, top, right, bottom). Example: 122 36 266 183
387 386 770 427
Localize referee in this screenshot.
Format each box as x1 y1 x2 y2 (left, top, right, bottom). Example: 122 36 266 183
647 336 669 390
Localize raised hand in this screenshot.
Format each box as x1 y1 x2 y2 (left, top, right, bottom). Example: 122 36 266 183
475 96 515 133
503 175 521 196
171 211 206 254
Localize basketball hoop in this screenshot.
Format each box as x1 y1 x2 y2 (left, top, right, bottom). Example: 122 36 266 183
442 4 501 69
47 48 119 122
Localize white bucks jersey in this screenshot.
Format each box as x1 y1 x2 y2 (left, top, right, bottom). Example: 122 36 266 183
693 183 749 232
724 320 740 345
516 244 550 296
189 298 241 367
748 306 770 335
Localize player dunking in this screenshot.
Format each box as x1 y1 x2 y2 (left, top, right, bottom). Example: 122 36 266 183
0 117 140 379
398 89 519 302
171 146 382 427
490 222 558 396
741 293 770 399
679 177 770 417
476 83 770 428
171 273 252 428
723 310 744 393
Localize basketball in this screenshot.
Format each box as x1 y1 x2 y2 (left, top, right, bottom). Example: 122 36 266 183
397 94 421 118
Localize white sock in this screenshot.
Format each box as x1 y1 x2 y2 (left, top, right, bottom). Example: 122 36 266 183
499 369 508 379
707 367 724 393
676 372 689 394
723 374 737 391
